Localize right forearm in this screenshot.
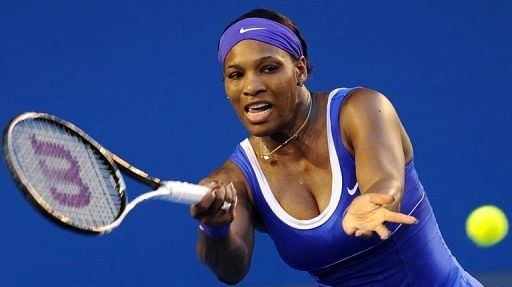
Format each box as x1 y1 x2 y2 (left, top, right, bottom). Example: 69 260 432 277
197 232 251 285
193 164 255 284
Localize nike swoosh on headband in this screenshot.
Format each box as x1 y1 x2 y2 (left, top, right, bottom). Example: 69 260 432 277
239 27 267 33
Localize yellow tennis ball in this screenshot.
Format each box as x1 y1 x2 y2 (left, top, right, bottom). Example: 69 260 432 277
466 205 508 247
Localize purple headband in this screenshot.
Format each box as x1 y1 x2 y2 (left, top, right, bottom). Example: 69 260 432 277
218 17 303 67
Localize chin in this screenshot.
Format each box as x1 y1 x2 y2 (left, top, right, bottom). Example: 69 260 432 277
244 123 273 138
247 127 268 137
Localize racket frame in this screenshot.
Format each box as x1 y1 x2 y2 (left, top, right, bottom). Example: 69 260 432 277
3 112 158 234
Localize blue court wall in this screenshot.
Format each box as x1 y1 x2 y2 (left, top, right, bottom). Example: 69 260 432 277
0 1 511 286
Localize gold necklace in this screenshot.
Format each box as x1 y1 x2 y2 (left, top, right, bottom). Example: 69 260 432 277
260 92 313 161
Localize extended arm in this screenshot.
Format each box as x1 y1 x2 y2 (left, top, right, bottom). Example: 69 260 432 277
191 161 255 285
340 88 417 239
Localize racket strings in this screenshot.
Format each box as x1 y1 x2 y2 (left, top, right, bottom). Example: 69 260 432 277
10 119 123 229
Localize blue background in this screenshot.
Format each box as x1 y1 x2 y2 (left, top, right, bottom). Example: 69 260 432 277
1 1 511 286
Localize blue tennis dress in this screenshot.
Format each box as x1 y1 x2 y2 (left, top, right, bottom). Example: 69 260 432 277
229 88 483 286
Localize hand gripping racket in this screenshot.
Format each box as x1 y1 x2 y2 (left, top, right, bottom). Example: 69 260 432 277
3 112 229 235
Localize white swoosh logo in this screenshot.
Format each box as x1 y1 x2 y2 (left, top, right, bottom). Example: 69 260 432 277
239 27 266 34
347 182 358 195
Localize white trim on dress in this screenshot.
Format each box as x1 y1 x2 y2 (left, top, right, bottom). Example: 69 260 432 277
240 88 343 230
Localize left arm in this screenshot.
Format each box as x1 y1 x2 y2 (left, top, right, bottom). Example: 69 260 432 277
340 88 417 240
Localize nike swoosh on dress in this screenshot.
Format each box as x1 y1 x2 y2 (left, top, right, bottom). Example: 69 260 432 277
347 182 358 195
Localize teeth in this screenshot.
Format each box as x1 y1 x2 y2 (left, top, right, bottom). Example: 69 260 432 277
246 102 271 113
250 103 268 109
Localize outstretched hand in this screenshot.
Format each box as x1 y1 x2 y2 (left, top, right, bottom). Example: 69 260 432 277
190 180 237 228
342 193 417 240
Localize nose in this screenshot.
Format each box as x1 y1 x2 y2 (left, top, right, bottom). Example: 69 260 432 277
242 72 266 97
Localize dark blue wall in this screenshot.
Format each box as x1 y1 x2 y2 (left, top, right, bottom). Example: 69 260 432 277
1 1 511 286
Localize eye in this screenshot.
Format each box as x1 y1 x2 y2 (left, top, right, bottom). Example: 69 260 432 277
262 65 278 73
227 71 243 80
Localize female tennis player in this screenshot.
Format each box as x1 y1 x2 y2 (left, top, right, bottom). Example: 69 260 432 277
191 9 483 286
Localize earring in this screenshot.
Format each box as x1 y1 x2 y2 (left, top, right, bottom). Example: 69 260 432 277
297 81 304 87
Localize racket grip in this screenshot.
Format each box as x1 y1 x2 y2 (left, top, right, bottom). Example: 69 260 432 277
159 181 210 204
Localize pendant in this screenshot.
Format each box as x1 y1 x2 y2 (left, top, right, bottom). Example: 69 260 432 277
261 154 271 161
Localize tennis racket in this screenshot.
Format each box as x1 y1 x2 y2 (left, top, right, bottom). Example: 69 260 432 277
3 112 229 235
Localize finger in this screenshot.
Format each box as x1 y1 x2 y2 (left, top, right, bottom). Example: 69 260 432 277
219 183 234 212
355 229 373 238
209 180 221 190
368 193 395 205
342 221 357 236
198 178 221 190
374 224 391 240
227 182 235 202
232 194 238 211
201 180 220 203
228 181 236 193
226 182 237 212
384 211 418 225
191 187 217 216
211 184 227 212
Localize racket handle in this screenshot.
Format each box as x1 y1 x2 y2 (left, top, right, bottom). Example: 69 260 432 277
158 181 209 204
157 181 232 211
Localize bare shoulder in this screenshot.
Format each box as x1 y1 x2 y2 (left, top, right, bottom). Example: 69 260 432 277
340 87 401 128
342 87 393 112
340 87 411 155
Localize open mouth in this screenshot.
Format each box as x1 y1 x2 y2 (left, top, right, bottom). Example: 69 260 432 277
244 102 273 123
245 102 272 113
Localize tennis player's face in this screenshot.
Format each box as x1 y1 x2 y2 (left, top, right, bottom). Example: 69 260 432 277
223 40 304 137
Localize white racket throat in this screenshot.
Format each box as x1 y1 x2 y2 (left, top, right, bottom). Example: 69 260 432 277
96 181 231 234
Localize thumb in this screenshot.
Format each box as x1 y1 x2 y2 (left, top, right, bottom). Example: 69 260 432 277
368 193 395 205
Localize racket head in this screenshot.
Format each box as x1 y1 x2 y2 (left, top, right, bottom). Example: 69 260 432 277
3 112 127 234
